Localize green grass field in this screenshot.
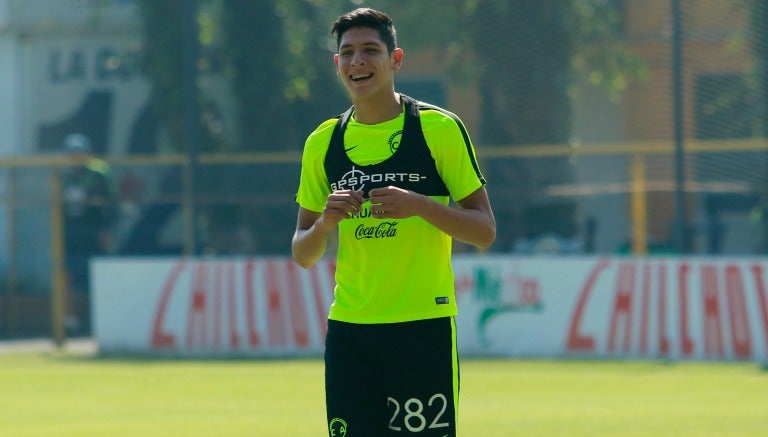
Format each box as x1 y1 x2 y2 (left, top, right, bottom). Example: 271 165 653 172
1 350 767 436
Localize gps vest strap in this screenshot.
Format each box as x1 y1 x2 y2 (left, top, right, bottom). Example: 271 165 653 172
324 94 449 197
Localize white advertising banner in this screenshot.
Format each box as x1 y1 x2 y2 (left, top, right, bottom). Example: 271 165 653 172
93 256 768 361
93 257 336 357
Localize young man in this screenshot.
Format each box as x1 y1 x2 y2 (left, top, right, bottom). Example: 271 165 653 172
292 8 495 436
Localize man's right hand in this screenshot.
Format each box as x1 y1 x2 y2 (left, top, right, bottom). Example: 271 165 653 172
320 189 365 229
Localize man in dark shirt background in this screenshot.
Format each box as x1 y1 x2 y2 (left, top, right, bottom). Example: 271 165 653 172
61 133 116 334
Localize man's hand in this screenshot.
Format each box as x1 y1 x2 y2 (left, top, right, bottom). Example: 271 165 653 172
320 189 365 228
369 185 496 249
292 189 363 268
368 186 422 219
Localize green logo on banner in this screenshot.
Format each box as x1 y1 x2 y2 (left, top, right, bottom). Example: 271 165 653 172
473 266 544 346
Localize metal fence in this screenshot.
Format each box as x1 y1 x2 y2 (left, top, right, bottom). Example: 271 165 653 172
2 138 768 338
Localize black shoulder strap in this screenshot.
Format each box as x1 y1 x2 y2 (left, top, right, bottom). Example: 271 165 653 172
323 95 449 196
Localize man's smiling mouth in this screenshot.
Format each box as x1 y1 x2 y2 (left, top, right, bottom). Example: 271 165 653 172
351 73 373 81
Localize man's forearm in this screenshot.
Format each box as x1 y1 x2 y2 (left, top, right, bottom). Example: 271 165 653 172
291 219 333 268
419 197 496 249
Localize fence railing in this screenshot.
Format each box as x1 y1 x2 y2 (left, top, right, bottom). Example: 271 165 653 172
1 138 768 340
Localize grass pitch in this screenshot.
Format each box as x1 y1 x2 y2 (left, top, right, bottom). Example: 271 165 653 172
1 350 767 436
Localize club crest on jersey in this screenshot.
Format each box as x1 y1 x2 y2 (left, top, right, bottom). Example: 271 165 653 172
388 130 402 154
330 165 427 193
329 418 348 436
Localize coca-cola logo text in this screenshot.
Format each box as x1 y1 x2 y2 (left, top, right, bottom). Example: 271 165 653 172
354 221 399 239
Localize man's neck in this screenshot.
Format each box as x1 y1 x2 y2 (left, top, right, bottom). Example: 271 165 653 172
351 92 402 125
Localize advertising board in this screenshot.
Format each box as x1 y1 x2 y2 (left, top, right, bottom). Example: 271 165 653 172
93 256 768 361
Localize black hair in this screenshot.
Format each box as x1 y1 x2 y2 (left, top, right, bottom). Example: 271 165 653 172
331 7 398 53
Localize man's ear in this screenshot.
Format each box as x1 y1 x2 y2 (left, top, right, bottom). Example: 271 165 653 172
334 53 342 77
392 48 404 70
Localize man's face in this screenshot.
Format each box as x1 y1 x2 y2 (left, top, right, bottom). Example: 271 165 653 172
334 26 403 101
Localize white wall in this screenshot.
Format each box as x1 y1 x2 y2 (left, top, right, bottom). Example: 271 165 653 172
0 36 18 156
0 1 146 279
0 0 9 31
0 34 17 271
7 0 139 35
19 33 148 154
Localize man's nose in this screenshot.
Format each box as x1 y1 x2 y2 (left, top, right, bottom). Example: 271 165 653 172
351 50 366 66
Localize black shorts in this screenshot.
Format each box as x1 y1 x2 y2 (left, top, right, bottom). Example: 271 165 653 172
325 317 459 437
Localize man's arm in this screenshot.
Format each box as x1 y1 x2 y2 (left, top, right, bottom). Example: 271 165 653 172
292 189 364 268
368 185 496 249
291 208 330 268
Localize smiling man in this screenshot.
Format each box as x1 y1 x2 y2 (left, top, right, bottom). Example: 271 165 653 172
292 7 496 436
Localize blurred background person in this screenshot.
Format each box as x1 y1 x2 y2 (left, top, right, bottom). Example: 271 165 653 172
61 133 117 335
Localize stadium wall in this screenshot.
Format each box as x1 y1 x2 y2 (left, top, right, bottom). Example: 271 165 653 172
93 256 768 361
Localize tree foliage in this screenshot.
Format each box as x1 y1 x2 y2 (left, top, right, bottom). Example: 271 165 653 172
136 0 645 251
137 0 641 151
750 0 768 137
221 0 288 150
136 0 187 150
136 0 226 152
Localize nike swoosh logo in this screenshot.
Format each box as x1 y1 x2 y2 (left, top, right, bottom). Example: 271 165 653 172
345 144 359 152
